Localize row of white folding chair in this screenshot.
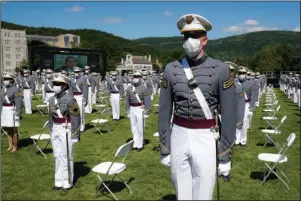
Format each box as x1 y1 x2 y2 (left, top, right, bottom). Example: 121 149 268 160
261 106 281 129
30 120 51 158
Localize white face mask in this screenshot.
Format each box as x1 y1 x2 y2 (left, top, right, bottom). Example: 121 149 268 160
112 76 116 79
183 38 201 58
142 76 147 80
133 78 140 84
53 86 62 94
239 75 246 81
85 70 89 74
46 74 52 78
74 73 80 77
24 73 29 77
3 80 10 86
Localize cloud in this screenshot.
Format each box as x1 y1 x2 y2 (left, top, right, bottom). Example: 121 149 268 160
65 5 84 12
223 20 278 33
102 17 123 24
163 10 172 16
293 27 300 32
244 19 260 26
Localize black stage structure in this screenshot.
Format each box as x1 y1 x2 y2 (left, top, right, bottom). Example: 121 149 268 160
29 46 107 78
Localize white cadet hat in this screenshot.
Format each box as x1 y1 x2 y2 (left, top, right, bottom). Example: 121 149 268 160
142 71 148 76
110 71 117 76
238 68 247 73
84 66 90 70
133 71 142 77
177 14 212 33
3 73 15 79
46 69 53 74
73 67 82 72
229 65 235 70
53 74 70 86
256 72 260 76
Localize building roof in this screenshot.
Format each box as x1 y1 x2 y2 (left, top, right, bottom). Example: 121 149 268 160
132 58 152 65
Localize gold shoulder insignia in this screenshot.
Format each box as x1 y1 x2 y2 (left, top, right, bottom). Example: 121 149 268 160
161 77 167 89
70 102 80 116
239 92 244 98
16 90 23 97
223 67 235 89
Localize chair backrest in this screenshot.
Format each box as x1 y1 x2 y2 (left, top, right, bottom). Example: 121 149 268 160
280 116 287 124
277 133 296 157
276 106 280 112
43 120 49 129
101 108 112 119
274 115 286 131
115 140 134 163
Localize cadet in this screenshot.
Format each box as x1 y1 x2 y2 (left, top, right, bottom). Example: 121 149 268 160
254 72 261 107
49 74 81 191
44 69 55 104
293 75 298 104
122 72 129 91
1 73 23 152
125 71 151 151
21 69 35 114
107 71 124 120
71 67 88 132
92 72 98 104
83 66 94 114
158 14 236 200
297 74 301 107
218 64 242 181
41 69 47 100
142 71 153 101
236 68 256 145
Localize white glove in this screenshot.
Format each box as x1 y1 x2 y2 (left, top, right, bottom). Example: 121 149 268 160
160 154 171 168
15 116 20 120
144 115 149 119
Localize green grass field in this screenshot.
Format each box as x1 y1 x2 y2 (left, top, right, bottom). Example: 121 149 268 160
1 89 300 200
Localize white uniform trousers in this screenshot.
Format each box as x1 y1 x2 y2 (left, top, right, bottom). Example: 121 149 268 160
298 89 301 107
158 88 160 95
153 84 157 95
1 105 20 127
255 88 261 107
237 103 250 145
92 87 97 104
74 94 85 132
42 84 46 100
171 124 216 200
23 89 32 114
85 87 92 114
51 122 75 189
293 88 298 103
129 105 145 149
110 93 120 120
219 161 231 176
123 83 128 92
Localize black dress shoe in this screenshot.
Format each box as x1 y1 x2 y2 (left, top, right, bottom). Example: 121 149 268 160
137 148 143 152
132 147 137 150
62 187 72 192
52 186 62 191
222 175 231 182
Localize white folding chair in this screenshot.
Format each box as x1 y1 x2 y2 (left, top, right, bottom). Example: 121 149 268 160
258 133 296 189
261 116 286 150
36 104 48 116
94 104 107 114
263 100 278 111
30 120 51 158
92 140 134 200
91 108 112 135
261 106 280 129
153 104 159 113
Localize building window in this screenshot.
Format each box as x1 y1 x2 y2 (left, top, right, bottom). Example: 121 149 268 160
73 36 78 45
18 33 21 37
5 40 10 44
64 35 69 47
5 54 10 59
5 47 10 51
4 32 7 37
7 32 10 37
16 62 21 67
15 40 21 45
16 55 21 59
16 47 21 52
15 33 18 37
5 61 11 66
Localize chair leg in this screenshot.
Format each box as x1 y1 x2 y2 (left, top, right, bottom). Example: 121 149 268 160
97 175 118 200
116 174 132 194
263 164 290 189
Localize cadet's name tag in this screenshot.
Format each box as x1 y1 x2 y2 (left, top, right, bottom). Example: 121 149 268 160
161 78 167 89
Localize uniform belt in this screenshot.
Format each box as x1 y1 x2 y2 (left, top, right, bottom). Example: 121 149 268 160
111 92 119 94
46 91 54 93
3 103 14 106
173 115 216 129
130 102 144 107
54 117 71 123
73 92 82 95
245 99 250 103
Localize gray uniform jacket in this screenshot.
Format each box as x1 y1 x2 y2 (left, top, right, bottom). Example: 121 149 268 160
158 56 237 158
1 85 23 119
48 91 81 140
84 73 95 93
253 78 260 102
71 76 89 103
93 76 100 92
142 78 153 95
235 81 245 128
44 78 54 92
242 79 257 109
125 82 151 113
106 77 124 95
21 75 36 93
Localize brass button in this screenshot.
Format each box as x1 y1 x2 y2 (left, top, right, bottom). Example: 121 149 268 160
173 89 176 93
190 107 193 111
190 90 194 94
190 99 193 102
209 90 212 95
173 81 177 85
209 82 212 86
209 74 212 77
